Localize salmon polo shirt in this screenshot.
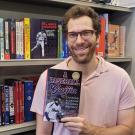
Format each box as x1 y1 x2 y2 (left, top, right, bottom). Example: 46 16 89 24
31 56 135 135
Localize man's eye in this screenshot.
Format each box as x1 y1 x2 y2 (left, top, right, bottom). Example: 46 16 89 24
69 33 77 38
82 31 91 36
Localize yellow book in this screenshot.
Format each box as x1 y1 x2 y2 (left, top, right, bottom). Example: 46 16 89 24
24 18 30 59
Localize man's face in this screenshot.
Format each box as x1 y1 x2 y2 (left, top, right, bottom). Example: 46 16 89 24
67 16 99 64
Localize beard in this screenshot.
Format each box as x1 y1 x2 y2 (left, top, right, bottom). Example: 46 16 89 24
69 44 96 64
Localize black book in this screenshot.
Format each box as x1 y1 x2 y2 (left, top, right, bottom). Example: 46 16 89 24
30 19 58 59
43 68 82 122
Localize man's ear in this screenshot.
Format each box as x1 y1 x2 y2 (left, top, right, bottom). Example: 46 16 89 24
96 35 100 44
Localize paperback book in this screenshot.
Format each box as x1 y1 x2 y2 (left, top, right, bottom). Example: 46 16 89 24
43 68 82 122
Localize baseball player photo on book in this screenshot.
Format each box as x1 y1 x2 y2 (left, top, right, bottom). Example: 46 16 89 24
43 68 82 122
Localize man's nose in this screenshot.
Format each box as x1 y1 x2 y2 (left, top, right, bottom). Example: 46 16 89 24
76 34 84 43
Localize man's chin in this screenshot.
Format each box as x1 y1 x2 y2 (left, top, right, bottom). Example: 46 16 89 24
73 57 90 64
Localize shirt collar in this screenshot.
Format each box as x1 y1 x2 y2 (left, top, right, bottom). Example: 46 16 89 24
65 56 108 77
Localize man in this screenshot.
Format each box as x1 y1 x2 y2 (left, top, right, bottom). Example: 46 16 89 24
31 5 135 135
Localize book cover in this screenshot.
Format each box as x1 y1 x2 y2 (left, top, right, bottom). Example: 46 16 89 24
43 68 82 122
30 18 58 59
107 24 120 57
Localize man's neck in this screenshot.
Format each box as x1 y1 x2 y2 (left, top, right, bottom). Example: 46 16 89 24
67 55 99 78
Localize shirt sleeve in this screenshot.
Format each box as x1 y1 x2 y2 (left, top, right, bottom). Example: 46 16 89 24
119 73 135 110
30 70 48 116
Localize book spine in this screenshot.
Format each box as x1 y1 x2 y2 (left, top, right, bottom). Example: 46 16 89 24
24 18 30 59
1 85 5 125
14 81 20 124
0 38 4 60
0 85 3 126
119 26 126 57
4 85 10 125
10 18 16 59
4 20 10 59
19 20 24 59
96 15 106 57
19 81 24 123
24 81 34 122
16 21 20 59
0 18 4 60
9 85 15 124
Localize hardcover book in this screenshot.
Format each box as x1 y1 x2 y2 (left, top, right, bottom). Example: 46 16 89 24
43 68 82 122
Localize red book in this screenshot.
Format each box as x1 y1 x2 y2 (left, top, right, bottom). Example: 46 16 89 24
96 16 106 57
14 81 20 124
19 81 24 123
10 18 16 59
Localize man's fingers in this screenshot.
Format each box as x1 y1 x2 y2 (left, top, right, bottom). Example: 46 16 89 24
61 116 84 123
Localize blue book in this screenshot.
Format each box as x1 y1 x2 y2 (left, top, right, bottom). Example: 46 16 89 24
24 80 34 122
4 85 10 125
0 85 3 125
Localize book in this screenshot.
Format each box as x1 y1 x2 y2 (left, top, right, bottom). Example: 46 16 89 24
3 85 10 125
0 85 3 125
14 81 20 124
119 25 126 57
43 68 82 122
4 79 16 124
107 24 120 57
19 81 24 123
10 18 16 59
24 80 35 122
30 18 58 59
96 15 106 57
24 18 31 59
0 18 4 60
4 19 10 59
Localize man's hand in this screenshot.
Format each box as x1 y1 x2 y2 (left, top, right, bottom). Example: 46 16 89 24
61 116 99 134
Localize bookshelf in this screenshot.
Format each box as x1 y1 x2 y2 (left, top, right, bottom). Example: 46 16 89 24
0 121 35 135
0 0 134 134
0 57 131 67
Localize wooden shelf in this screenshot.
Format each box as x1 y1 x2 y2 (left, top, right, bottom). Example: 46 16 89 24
0 121 36 135
106 57 132 63
50 0 132 12
0 58 131 67
5 0 132 13
0 58 64 67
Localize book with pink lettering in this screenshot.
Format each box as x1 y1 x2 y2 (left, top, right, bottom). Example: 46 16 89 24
43 68 82 122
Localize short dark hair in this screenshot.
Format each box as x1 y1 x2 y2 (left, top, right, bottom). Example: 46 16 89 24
63 5 101 37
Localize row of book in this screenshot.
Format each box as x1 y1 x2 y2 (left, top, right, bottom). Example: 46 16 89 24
96 14 126 58
0 17 69 60
0 77 38 126
0 15 126 60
